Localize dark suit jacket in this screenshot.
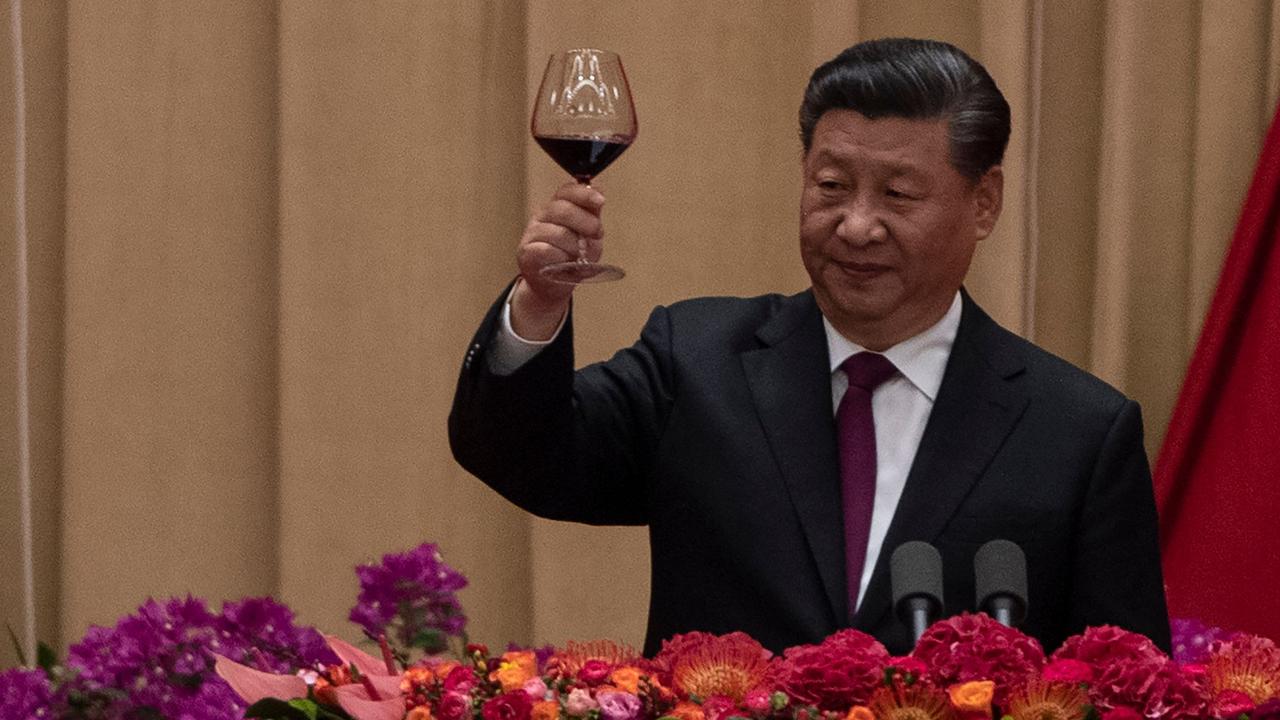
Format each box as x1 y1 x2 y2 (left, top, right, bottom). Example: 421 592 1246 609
449 287 1171 657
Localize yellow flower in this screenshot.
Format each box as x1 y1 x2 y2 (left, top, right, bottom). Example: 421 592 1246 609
407 708 433 720
1005 680 1089 720
948 680 995 713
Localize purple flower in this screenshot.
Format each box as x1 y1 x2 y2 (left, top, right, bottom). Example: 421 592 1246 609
0 668 58 719
348 542 468 654
1170 617 1233 665
596 690 642 720
63 595 327 720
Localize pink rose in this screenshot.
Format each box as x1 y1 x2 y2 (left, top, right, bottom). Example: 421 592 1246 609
523 677 550 700
565 688 599 717
579 659 612 686
1101 710 1143 720
482 692 533 720
1042 659 1094 684
438 691 472 720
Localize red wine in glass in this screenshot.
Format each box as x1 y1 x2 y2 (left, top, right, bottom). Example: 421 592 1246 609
533 135 632 183
531 49 637 284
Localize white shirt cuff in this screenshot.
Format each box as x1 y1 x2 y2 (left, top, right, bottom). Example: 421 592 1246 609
488 283 567 375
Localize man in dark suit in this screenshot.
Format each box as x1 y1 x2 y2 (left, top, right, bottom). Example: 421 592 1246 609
449 38 1170 657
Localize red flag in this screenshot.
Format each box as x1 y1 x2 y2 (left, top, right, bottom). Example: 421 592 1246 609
1156 103 1280 640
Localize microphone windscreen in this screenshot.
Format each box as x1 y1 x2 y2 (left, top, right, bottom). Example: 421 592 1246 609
974 539 1028 615
890 541 944 610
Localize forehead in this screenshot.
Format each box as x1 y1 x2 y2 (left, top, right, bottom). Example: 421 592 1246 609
805 110 952 174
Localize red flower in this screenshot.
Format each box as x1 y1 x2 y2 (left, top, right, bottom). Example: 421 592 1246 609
1051 626 1164 674
1089 658 1209 720
1042 658 1095 684
700 694 737 720
910 613 1045 706
482 692 534 720
578 659 613 686
437 691 472 720
772 629 890 711
444 665 478 693
1100 709 1143 720
1213 689 1256 717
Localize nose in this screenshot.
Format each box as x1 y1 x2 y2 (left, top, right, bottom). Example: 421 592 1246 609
834 196 886 247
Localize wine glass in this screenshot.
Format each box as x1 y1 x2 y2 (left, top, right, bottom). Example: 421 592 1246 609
532 48 637 284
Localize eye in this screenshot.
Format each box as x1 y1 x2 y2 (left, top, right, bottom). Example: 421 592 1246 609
817 179 844 191
886 187 915 200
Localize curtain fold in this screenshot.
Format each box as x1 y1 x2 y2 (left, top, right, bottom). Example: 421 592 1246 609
1 0 1274 665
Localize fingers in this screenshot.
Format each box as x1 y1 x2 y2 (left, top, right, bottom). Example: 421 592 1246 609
536 182 605 238
518 181 606 264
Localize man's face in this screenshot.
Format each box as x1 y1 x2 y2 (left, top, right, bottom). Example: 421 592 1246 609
799 110 1002 349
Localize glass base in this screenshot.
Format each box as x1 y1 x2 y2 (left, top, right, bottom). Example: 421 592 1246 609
540 261 626 284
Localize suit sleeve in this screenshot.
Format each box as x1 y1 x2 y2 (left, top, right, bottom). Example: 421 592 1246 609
448 287 675 526
1069 399 1172 651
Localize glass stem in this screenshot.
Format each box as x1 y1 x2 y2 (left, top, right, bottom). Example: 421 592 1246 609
578 178 593 263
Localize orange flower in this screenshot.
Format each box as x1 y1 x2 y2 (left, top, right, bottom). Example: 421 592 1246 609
408 707 433 720
503 651 539 678
868 684 954 720
532 700 560 720
1207 634 1280 703
611 666 643 694
948 680 995 713
845 707 874 720
670 701 706 720
670 634 771 702
493 662 534 692
1005 679 1089 720
552 640 642 679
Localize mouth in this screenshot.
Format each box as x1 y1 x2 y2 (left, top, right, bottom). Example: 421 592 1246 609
834 261 891 279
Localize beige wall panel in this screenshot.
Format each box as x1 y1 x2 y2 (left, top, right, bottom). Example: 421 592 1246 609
0 0 67 664
858 0 982 55
1 1 21 666
61 1 280 637
524 1 826 646
1032 0 1105 369
1269 1 1280 112
1187 1 1270 348
811 1 861 67
967 0 1031 335
277 1 534 648
1092 1 1198 453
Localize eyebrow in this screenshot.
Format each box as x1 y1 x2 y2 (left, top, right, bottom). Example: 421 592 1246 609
809 149 930 180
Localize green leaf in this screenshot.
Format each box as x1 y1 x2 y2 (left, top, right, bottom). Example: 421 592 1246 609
5 624 27 667
35 641 58 673
245 697 325 720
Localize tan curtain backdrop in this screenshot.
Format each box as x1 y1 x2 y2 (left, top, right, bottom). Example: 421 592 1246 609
2 0 1278 667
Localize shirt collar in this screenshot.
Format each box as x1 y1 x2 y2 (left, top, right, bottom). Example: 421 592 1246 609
822 291 962 402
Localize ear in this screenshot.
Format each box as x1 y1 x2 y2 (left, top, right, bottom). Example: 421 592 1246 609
972 165 1003 240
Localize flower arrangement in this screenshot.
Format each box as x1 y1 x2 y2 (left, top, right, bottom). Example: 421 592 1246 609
6 542 1280 720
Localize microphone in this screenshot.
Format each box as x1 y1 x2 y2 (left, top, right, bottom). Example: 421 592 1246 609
891 541 944 646
974 539 1028 627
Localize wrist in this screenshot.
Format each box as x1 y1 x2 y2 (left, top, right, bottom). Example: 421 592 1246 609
510 278 570 341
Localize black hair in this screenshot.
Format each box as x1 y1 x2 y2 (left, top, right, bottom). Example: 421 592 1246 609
799 38 1010 179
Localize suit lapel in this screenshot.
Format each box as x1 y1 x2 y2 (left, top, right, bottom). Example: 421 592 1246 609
854 293 1030 632
740 291 848 626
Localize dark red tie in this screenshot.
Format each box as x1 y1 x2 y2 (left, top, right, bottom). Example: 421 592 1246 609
837 352 898 618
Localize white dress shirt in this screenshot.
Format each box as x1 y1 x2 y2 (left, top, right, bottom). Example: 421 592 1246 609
824 291 961 611
490 289 963 612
